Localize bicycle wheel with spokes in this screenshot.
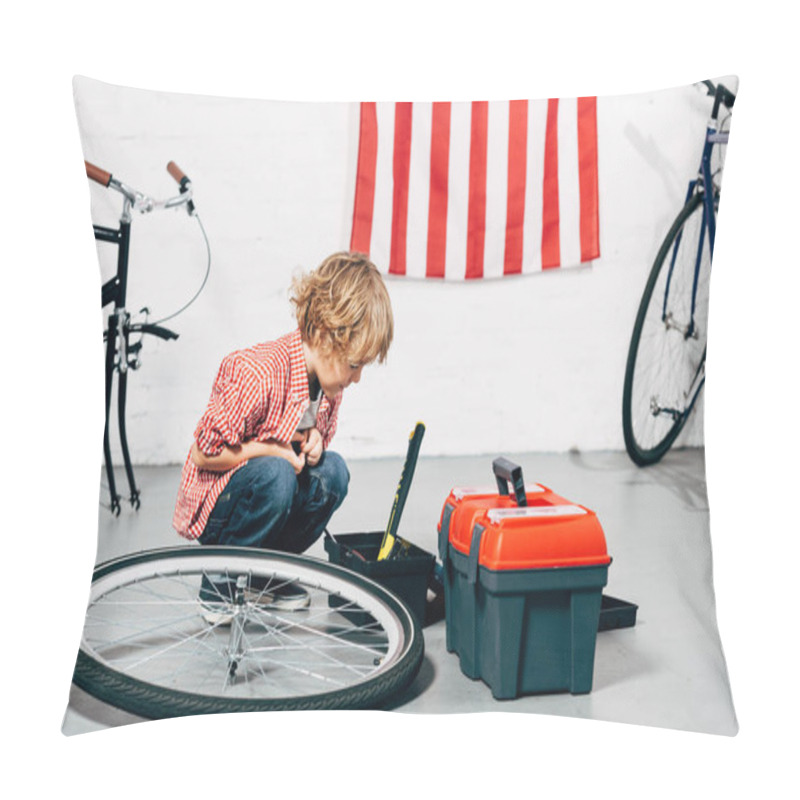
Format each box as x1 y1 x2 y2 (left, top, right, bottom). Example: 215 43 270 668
73 545 423 719
623 192 713 465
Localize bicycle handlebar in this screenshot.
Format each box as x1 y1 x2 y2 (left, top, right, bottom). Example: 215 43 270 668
167 161 189 186
719 85 736 108
84 159 194 214
85 160 112 187
166 161 195 215
712 83 736 119
702 80 736 120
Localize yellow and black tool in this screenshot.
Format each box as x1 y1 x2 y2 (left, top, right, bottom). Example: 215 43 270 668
377 422 426 561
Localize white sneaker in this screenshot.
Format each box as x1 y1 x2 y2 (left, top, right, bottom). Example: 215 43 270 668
200 601 237 626
260 580 310 611
200 578 309 624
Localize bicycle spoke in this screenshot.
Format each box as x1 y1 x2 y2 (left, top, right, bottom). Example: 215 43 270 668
249 612 385 676
234 626 353 689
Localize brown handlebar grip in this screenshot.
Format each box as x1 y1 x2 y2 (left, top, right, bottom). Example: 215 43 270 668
85 160 112 187
166 161 188 184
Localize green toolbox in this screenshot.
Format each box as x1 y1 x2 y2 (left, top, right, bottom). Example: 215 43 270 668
438 458 612 699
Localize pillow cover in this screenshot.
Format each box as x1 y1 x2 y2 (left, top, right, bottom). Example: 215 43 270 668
64 74 738 736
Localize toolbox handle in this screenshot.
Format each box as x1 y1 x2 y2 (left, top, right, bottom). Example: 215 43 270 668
438 504 454 561
467 523 485 585
492 457 527 507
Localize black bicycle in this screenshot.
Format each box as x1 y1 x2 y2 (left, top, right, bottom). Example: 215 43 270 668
622 79 736 466
86 160 209 513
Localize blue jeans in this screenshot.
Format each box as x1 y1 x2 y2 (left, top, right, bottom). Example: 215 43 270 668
198 451 349 553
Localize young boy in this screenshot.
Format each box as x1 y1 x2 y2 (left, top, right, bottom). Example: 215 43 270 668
172 252 393 616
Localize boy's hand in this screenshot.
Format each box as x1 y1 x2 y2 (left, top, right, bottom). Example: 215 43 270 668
279 439 307 474
302 427 324 466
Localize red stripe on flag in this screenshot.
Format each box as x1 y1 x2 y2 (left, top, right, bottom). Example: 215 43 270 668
504 99 528 275
466 101 488 279
350 102 377 254
541 98 561 269
577 96 600 262
389 103 413 276
426 102 451 279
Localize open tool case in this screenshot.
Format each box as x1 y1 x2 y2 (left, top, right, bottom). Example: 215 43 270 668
324 531 437 626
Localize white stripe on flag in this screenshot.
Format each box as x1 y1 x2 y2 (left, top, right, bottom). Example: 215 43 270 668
370 102 395 271
406 102 431 279
522 99 547 273
558 97 582 270
483 100 510 279
445 102 471 280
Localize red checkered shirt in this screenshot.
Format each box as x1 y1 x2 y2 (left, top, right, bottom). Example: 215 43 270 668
172 329 341 540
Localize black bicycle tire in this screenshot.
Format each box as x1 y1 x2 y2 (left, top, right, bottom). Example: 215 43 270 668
72 546 424 719
622 192 709 466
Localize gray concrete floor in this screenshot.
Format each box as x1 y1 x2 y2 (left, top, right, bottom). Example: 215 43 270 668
62 448 737 736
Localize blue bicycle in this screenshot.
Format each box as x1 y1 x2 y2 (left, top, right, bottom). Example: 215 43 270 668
623 79 736 465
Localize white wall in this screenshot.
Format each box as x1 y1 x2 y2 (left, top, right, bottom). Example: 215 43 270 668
74 75 731 463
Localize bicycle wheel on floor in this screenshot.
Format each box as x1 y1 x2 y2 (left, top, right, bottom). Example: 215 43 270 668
73 545 424 719
623 192 713 466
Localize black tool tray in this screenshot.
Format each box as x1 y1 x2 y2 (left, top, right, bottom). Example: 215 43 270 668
598 594 638 632
324 531 437 627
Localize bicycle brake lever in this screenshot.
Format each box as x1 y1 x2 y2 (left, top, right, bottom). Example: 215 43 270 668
166 162 196 215
178 182 196 216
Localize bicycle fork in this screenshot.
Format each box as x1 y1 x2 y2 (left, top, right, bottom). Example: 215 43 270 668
662 109 721 346
654 187 713 423
226 576 249 683
97 209 148 514
654 226 708 425
102 312 130 514
649 355 706 422
96 214 135 513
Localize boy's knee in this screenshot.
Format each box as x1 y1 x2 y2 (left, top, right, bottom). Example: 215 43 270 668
303 451 349 513
319 451 350 496
247 456 298 504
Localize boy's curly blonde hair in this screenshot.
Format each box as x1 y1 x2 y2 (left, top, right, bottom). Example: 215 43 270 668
291 252 393 365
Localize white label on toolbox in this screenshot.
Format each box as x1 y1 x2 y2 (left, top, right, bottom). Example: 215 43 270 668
453 484 545 499
487 505 587 522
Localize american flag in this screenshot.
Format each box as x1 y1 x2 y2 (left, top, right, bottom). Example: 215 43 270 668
350 98 599 280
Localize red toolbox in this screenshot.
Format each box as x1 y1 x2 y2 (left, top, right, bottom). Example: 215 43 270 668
438 458 612 699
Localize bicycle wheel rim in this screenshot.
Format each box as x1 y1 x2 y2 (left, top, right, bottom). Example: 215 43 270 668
623 193 711 465
73 546 423 718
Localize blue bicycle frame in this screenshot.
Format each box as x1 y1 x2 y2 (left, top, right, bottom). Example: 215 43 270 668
663 83 732 341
